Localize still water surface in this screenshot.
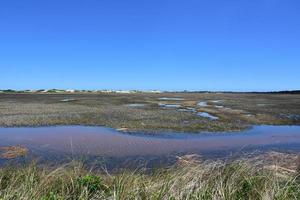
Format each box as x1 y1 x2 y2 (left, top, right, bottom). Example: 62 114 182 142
1 125 300 167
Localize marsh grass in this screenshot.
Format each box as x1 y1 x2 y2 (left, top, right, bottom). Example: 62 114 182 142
0 160 299 200
0 92 299 132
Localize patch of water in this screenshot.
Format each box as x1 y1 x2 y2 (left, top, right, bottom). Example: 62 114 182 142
197 112 219 120
1 126 300 158
60 99 76 102
1 126 300 169
215 105 224 108
211 100 223 103
159 103 181 108
279 114 300 120
158 97 184 101
197 101 208 107
127 104 145 107
178 107 197 112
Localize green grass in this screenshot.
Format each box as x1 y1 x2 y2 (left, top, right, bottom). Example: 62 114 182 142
0 161 299 199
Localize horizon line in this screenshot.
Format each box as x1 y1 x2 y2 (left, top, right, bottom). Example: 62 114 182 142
1 88 299 94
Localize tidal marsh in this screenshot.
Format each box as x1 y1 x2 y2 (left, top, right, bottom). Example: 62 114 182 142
0 92 299 132
0 92 300 199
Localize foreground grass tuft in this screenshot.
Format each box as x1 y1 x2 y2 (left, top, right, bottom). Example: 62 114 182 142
0 161 300 199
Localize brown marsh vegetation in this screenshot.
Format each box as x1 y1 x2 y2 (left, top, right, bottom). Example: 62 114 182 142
0 146 28 159
0 92 299 132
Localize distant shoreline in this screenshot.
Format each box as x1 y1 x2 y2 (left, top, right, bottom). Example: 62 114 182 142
0 89 299 94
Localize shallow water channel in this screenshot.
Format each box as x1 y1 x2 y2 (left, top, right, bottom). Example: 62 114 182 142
1 125 300 168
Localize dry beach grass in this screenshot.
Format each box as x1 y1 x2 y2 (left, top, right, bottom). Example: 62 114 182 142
0 155 300 200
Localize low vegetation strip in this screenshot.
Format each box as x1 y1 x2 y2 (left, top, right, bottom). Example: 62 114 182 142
0 93 299 132
0 161 299 199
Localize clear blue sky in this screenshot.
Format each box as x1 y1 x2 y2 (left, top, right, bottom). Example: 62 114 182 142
0 0 299 91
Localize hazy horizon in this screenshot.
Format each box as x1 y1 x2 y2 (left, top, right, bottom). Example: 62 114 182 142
1 88 300 93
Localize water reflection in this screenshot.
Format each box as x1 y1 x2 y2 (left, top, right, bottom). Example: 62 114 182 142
1 125 300 168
